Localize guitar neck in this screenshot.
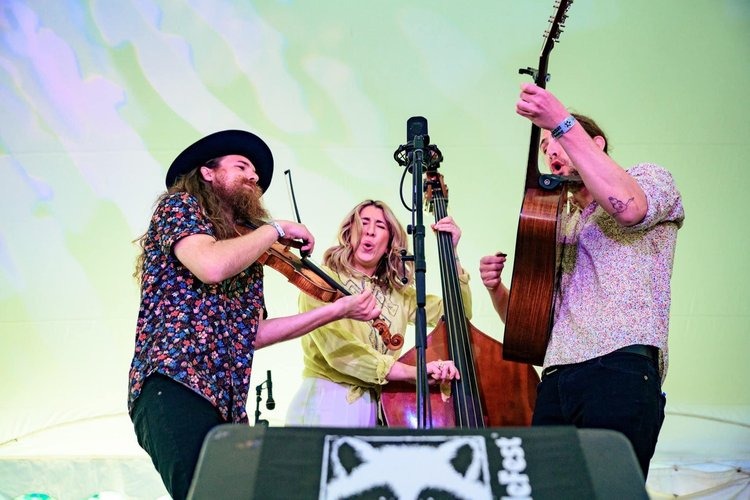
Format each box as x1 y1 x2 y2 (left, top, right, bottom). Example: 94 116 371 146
524 56 550 188
524 0 571 188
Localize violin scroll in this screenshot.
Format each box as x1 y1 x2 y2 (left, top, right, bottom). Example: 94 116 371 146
373 318 404 351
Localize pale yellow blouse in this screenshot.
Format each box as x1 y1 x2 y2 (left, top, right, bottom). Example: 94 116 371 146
297 265 472 402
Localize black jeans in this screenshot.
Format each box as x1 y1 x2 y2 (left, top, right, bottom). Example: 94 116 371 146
131 373 227 500
532 349 666 479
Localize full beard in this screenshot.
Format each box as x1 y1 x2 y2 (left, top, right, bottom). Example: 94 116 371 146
217 181 270 225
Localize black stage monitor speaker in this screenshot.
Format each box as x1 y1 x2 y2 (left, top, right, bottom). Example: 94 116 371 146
187 424 646 500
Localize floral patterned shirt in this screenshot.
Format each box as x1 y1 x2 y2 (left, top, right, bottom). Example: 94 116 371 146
128 192 265 423
546 163 685 381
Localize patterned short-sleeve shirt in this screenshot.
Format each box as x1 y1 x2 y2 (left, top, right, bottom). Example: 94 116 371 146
128 192 265 423
547 163 685 380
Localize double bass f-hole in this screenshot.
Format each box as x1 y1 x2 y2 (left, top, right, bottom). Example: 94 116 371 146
282 169 404 350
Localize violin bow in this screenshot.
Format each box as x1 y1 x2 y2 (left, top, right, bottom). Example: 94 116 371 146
284 169 303 224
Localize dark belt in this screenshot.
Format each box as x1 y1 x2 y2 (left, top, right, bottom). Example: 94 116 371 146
541 344 658 379
615 344 659 363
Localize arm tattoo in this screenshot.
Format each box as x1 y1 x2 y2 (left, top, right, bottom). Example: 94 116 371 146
608 196 634 214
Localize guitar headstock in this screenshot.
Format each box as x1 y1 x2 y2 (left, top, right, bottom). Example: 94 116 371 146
541 0 573 58
519 0 575 181
520 0 574 87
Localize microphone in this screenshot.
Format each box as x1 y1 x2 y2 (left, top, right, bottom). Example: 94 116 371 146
393 116 443 168
407 116 429 144
265 370 275 410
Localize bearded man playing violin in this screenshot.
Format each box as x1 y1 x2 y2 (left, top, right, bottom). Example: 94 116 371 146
128 130 380 500
285 199 465 427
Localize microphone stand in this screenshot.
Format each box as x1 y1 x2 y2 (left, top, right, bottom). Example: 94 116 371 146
254 382 269 427
407 132 432 429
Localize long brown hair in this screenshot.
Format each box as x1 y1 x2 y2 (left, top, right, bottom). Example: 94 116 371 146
323 200 412 291
133 160 237 281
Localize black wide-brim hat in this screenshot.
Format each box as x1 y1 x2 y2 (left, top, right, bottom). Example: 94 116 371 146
166 129 274 191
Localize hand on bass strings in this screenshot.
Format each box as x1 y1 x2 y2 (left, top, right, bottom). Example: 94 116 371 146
431 216 462 248
386 359 460 384
426 359 460 383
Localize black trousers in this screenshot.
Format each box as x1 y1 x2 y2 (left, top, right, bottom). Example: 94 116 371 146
533 349 666 479
131 373 227 500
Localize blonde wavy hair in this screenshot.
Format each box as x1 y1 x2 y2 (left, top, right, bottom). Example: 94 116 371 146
323 200 413 291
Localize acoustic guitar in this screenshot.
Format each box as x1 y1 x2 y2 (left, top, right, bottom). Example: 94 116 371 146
503 0 575 366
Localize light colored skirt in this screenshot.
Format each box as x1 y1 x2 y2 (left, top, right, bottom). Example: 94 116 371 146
284 377 377 427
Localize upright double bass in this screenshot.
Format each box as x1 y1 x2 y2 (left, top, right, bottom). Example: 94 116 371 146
380 170 539 428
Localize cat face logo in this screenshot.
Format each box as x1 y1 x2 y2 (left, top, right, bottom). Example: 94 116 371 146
320 435 492 500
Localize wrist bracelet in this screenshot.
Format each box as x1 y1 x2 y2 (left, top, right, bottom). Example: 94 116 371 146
267 221 285 238
551 115 576 139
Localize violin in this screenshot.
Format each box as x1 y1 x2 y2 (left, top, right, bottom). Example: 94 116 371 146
257 240 342 303
241 220 404 350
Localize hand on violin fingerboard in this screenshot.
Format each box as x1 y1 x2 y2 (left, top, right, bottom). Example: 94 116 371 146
334 289 381 322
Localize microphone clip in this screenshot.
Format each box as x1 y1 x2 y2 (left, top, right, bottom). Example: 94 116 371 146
393 143 443 171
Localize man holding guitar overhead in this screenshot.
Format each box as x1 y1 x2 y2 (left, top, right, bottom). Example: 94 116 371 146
480 84 685 479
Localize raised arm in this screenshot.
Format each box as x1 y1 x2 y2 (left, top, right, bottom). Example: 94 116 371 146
516 83 647 226
174 220 314 284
